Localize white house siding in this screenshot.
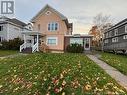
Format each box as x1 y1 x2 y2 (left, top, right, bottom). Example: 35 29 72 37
7 24 22 40
0 24 7 41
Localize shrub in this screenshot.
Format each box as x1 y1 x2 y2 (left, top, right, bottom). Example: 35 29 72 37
66 43 84 53
0 38 23 50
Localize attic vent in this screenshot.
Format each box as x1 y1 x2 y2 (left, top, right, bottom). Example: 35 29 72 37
45 11 51 15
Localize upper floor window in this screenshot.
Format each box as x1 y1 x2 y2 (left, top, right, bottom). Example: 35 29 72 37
114 29 118 36
125 25 127 33
48 22 58 31
112 37 118 43
104 39 108 44
123 35 127 39
105 32 108 38
109 31 112 37
0 26 3 31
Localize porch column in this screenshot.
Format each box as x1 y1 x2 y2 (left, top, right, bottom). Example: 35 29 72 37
23 34 26 48
37 34 39 52
23 34 26 43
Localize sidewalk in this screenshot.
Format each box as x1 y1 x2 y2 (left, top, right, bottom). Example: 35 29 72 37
87 54 127 91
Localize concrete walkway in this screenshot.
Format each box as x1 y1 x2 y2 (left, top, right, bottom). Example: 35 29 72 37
87 54 127 91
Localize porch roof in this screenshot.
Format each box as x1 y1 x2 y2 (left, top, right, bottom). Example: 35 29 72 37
21 31 45 36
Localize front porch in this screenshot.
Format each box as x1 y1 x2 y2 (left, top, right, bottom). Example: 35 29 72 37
20 31 44 53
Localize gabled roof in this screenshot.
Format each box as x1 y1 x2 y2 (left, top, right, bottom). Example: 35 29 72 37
0 16 27 26
8 18 27 26
31 4 67 22
107 18 127 32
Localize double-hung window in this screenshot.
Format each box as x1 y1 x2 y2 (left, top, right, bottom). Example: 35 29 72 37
48 22 58 31
47 37 58 45
123 35 127 39
112 37 118 43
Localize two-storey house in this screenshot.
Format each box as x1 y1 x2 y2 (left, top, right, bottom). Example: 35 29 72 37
103 18 127 53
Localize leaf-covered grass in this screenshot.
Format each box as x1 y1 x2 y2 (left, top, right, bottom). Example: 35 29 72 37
0 50 18 57
100 52 127 75
0 53 126 94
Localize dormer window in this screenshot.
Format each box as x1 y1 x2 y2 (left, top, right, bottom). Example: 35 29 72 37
114 29 118 36
125 25 127 33
48 22 58 31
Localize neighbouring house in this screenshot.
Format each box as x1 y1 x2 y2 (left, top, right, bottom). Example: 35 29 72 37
20 4 93 53
0 16 30 42
103 18 127 53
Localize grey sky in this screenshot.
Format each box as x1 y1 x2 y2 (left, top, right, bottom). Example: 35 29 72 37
14 0 127 34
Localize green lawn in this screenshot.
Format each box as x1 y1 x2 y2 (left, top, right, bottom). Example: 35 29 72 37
0 50 18 57
0 53 126 94
100 52 127 75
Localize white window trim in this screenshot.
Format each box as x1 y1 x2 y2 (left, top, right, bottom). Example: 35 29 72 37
114 29 118 36
46 37 58 46
125 25 127 33
47 22 59 32
112 37 118 43
123 35 127 39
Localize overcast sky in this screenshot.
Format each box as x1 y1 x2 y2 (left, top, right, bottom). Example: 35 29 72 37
14 0 127 34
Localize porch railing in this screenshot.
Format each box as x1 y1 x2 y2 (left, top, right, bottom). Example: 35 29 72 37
20 43 27 52
32 43 38 53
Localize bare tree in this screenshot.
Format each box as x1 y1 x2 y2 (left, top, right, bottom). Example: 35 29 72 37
92 13 113 50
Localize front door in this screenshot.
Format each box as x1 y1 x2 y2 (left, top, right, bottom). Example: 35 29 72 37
84 38 90 50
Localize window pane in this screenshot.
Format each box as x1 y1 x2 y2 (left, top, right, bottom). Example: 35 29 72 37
70 38 83 45
48 22 58 31
55 23 58 30
47 39 56 45
51 23 54 31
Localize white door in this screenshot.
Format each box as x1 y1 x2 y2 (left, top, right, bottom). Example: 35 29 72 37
84 38 90 50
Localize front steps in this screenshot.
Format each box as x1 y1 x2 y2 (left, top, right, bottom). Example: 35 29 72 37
21 47 32 53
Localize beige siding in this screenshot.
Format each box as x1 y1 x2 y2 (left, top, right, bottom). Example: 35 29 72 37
33 8 68 51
